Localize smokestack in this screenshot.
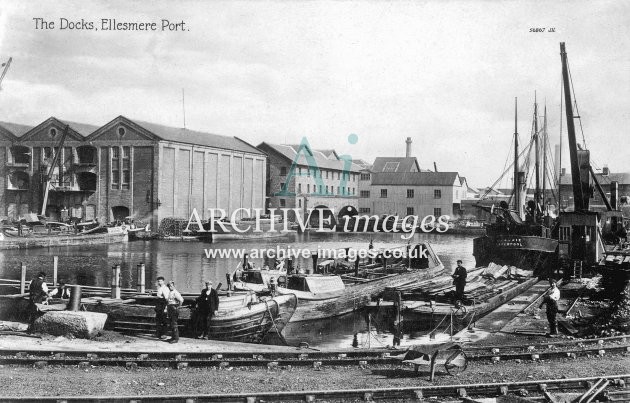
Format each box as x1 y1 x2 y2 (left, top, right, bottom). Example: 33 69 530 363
433 162 438 172
611 181 618 210
405 137 412 158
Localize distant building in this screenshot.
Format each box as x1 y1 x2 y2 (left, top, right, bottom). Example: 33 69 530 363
558 169 630 213
0 116 266 229
257 142 361 223
357 153 468 218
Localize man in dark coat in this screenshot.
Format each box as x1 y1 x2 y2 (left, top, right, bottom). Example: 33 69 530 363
196 281 220 339
452 260 467 302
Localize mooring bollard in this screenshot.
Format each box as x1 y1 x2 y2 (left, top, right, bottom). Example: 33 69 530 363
20 263 26 294
67 285 81 311
111 265 121 299
53 256 58 287
137 263 146 293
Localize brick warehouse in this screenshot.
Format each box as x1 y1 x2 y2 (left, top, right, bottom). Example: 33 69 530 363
0 116 267 230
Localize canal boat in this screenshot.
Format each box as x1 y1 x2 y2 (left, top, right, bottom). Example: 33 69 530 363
366 263 538 327
81 292 298 344
233 242 445 322
0 219 149 250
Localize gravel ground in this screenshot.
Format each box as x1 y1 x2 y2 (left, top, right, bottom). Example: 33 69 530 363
0 353 628 397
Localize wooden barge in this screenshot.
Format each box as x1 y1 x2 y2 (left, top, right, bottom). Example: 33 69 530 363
0 291 298 344
83 292 297 343
234 242 445 322
366 263 537 328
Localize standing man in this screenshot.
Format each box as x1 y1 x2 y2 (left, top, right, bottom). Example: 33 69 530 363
154 276 169 339
539 279 560 337
452 260 467 302
166 281 184 343
195 281 219 340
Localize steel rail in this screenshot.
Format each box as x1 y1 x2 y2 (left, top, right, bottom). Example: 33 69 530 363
3 374 629 402
1 343 628 368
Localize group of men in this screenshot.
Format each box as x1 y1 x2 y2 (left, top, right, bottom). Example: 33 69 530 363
154 277 219 343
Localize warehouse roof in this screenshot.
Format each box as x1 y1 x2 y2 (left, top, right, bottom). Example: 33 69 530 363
371 157 420 173
258 142 362 172
371 171 461 186
132 119 263 155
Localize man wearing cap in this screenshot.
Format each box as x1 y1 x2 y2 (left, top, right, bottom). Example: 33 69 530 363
28 271 56 325
539 279 561 337
29 271 54 305
452 260 467 302
166 281 184 343
195 281 219 340
154 276 169 339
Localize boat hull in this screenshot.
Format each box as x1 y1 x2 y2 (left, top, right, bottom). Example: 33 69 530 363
288 266 444 322
84 293 297 343
0 231 128 250
473 235 558 274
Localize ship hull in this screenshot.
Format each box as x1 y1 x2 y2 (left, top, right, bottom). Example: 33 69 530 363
287 265 445 322
473 235 558 274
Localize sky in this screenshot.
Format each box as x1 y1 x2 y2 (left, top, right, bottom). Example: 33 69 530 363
0 0 629 189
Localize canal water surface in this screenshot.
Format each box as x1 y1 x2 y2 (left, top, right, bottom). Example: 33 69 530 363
0 232 476 349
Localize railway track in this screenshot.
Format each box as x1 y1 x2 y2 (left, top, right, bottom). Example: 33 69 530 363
3 374 630 402
0 335 628 369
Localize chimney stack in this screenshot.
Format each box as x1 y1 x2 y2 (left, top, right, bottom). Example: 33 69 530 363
405 137 412 157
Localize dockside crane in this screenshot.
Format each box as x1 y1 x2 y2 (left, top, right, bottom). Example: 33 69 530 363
0 57 12 91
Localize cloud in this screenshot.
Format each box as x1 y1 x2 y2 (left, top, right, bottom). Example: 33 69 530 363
0 0 629 188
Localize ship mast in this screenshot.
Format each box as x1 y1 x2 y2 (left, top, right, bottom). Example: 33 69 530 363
513 97 520 215
534 94 541 221
541 104 548 214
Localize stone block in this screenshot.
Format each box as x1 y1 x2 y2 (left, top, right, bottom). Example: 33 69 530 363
30 311 107 339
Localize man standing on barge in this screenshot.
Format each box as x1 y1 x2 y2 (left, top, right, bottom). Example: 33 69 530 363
452 260 467 302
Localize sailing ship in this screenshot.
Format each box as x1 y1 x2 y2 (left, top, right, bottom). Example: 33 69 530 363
473 96 559 275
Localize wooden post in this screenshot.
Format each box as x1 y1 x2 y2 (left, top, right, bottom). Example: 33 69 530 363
53 256 58 286
137 263 145 293
20 263 26 294
111 265 121 299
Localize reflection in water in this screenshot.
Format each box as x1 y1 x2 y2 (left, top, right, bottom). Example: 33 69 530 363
0 232 475 347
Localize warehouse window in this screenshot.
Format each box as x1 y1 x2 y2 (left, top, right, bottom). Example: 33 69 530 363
360 173 371 180
380 189 388 198
407 189 414 198
360 190 370 198
280 166 287 176
359 207 371 213
407 207 414 216
434 208 442 217
111 147 120 189
434 189 442 199
279 199 286 207
121 146 130 190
